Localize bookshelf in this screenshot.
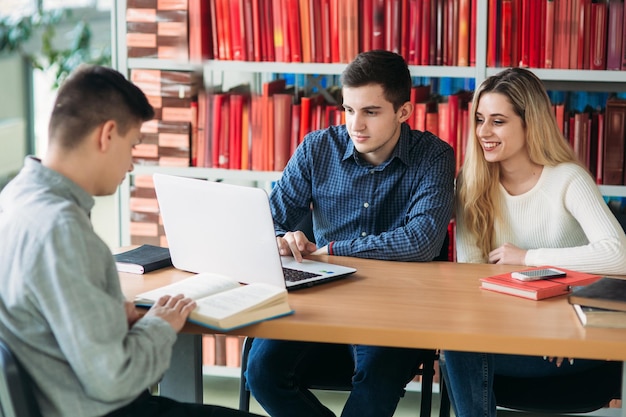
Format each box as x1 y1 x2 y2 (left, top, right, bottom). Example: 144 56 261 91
111 0 626 247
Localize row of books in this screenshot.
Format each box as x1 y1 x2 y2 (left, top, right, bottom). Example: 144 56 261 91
172 0 478 66
488 0 626 70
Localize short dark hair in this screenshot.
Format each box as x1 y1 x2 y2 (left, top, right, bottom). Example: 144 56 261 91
340 50 412 111
48 65 154 148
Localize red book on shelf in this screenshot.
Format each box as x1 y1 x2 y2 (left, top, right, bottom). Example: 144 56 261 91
544 0 555 68
209 0 220 60
410 85 431 130
273 93 293 171
406 0 422 65
345 0 359 62
271 0 287 62
433 0 444 65
425 103 439 136
500 0 513 67
519 0 531 67
469 0 477 66
310 0 323 62
595 112 605 184
210 93 226 168
189 0 212 60
329 0 340 62
457 0 470 66
606 0 624 70
242 0 255 61
361 0 373 52
437 101 450 146
384 0 401 54
480 266 601 301
400 0 410 60
219 0 233 60
218 96 230 169
290 103 301 156
260 0 275 61
487 0 498 67
299 96 312 143
581 0 593 69
320 0 331 63
299 0 312 62
568 0 580 70
589 0 608 70
538 0 547 68
250 0 262 61
529 0 541 68
418 0 431 65
372 0 386 50
240 97 250 170
250 95 264 170
229 0 246 61
228 93 244 169
287 0 303 62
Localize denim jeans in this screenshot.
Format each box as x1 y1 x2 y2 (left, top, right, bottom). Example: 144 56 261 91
439 351 605 417
245 339 428 417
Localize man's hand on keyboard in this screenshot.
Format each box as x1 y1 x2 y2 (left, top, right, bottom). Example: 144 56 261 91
277 231 318 262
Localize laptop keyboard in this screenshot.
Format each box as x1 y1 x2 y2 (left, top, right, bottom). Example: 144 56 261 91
282 267 322 282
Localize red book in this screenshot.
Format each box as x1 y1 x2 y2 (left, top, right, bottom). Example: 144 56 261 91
606 0 624 70
272 0 287 62
189 0 212 61
501 0 513 67
596 112 605 184
240 97 250 169
250 95 264 170
384 0 401 54
290 103 301 156
229 0 246 61
299 0 312 62
228 93 244 169
400 0 410 60
544 0 555 68
320 0 332 63
251 0 263 61
407 0 422 65
480 266 601 300
344 0 359 61
209 0 220 59
210 93 227 168
469 0 477 66
372 0 386 50
529 0 542 68
261 0 275 61
582 0 593 69
519 0 531 67
329 0 340 62
299 96 312 143
287 0 303 62
242 0 255 61
589 0 608 70
568 0 580 69
487 0 498 67
361 0 373 52
273 93 293 171
310 0 323 62
457 0 470 66
433 0 444 65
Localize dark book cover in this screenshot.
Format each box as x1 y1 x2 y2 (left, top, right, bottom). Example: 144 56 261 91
114 245 172 274
568 276 626 312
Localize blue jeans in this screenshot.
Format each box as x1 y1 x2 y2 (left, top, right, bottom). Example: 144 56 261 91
245 339 427 417
439 351 605 417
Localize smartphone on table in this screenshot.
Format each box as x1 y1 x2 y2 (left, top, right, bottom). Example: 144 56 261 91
511 268 567 281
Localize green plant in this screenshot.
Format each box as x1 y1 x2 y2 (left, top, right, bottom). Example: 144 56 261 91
0 8 110 88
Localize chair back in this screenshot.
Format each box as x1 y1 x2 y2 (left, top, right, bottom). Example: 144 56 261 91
0 340 42 417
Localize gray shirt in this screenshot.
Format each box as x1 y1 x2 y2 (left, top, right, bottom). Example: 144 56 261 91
0 157 177 417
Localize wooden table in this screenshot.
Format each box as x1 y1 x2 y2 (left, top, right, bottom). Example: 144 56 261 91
120 256 626 414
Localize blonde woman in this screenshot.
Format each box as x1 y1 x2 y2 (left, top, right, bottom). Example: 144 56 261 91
440 67 626 417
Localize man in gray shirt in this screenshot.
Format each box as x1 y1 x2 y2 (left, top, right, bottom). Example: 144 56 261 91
0 65 260 417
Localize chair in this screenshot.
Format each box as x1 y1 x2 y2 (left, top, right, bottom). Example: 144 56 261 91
238 336 441 417
439 360 622 416
0 340 42 417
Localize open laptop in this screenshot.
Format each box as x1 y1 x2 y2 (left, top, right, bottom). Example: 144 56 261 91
152 173 356 290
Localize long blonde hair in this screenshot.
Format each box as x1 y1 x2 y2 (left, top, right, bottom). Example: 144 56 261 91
457 68 584 260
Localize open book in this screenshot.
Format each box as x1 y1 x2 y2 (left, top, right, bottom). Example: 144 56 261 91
134 273 294 331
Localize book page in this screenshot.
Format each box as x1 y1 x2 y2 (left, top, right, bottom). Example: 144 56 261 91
192 283 287 320
135 273 240 304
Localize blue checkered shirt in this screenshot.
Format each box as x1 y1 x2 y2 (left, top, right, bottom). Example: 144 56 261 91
269 123 455 261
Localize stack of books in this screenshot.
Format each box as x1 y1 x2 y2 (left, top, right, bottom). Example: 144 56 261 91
568 276 626 329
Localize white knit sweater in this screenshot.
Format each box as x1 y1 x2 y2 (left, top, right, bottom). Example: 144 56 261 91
456 163 626 275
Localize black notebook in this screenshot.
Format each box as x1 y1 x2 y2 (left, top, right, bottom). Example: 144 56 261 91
114 245 173 274
568 276 626 313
